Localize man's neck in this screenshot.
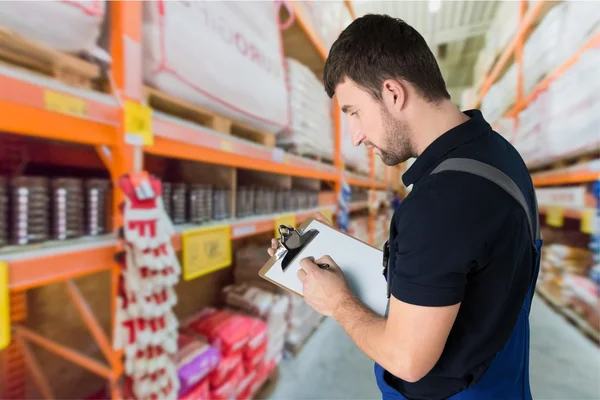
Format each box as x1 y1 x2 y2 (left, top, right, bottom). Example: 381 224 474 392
409 101 470 156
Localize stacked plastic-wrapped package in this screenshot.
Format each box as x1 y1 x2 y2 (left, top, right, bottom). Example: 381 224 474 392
514 47 599 166
286 295 324 353
0 0 106 53
277 58 334 160
143 1 289 133
480 63 517 124
473 1 521 91
222 283 289 367
296 1 348 49
348 217 369 244
341 114 370 175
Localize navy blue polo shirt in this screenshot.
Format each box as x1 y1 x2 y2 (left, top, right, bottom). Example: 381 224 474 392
385 110 537 400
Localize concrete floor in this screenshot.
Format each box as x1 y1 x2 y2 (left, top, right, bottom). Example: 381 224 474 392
271 297 600 400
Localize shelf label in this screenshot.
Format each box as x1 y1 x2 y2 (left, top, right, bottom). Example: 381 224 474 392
581 209 598 234
182 225 231 281
124 100 153 145
220 140 233 152
320 208 333 224
546 206 564 227
0 262 9 350
274 214 296 237
44 90 87 118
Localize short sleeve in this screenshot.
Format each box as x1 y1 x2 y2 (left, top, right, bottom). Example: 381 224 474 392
391 193 481 307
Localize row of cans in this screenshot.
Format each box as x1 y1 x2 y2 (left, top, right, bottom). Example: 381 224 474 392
162 182 231 225
236 187 319 218
160 182 320 224
0 176 111 247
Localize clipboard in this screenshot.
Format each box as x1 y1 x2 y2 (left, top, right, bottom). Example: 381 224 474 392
259 217 388 316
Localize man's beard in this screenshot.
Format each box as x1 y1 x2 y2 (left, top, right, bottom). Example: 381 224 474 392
376 107 414 166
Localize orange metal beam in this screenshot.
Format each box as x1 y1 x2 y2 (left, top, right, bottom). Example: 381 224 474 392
290 2 328 60
15 326 113 379
148 136 339 182
64 280 114 364
474 0 547 107
16 334 54 399
6 240 116 291
0 100 117 146
344 0 357 20
533 171 600 187
508 32 600 117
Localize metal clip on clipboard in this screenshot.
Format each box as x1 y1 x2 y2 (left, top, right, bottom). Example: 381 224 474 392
275 225 330 272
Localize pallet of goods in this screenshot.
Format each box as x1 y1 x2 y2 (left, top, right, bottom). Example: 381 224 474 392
0 0 105 89
143 1 288 145
276 58 334 162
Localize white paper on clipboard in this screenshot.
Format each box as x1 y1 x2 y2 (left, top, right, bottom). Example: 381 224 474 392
259 218 388 316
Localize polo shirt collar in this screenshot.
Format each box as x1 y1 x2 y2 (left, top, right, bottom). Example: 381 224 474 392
402 109 491 186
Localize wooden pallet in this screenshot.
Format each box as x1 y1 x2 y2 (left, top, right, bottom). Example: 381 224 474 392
536 286 599 345
0 26 100 89
144 86 276 147
288 150 334 165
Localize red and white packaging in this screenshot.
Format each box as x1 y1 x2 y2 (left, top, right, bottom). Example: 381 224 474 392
143 0 289 133
0 0 106 53
210 363 244 400
209 351 243 389
183 308 252 356
178 379 210 400
236 370 258 400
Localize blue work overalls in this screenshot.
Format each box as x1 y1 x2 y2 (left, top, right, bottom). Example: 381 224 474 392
376 158 543 400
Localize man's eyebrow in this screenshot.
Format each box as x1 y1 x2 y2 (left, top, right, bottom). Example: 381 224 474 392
341 105 353 113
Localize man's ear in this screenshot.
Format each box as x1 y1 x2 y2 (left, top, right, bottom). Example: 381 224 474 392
382 79 406 111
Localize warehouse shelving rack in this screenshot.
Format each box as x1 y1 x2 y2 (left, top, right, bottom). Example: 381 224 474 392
473 0 599 344
0 2 394 398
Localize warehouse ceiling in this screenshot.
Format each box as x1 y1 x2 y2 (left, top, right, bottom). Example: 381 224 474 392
352 0 499 101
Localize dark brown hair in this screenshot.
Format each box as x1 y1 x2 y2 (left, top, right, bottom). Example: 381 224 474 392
323 14 450 103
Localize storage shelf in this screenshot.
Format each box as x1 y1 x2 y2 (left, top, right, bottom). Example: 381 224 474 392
0 65 120 146
474 0 557 107
149 112 339 181
508 32 600 117
1 235 117 291
533 168 600 187
349 201 369 212
171 205 337 251
538 206 596 220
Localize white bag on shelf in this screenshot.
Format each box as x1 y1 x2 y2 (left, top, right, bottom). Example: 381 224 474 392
143 1 289 133
0 0 106 53
277 57 334 160
296 1 346 49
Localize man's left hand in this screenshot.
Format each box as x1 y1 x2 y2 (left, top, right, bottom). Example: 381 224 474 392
298 255 352 317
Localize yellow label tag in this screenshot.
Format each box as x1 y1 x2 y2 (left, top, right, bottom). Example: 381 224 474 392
580 209 598 234
274 214 296 238
124 100 153 145
182 225 232 281
44 90 87 117
546 207 564 227
320 208 333 224
220 140 233 152
0 262 9 350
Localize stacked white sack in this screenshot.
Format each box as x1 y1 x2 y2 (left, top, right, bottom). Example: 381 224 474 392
0 0 106 53
143 1 289 134
277 58 334 160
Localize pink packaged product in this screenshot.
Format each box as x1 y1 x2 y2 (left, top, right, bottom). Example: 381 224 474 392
184 308 252 356
172 334 220 396
209 351 243 389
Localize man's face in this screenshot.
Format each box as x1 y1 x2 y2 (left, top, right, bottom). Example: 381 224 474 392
336 79 414 166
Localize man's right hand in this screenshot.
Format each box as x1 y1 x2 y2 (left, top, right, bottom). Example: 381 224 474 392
266 212 332 257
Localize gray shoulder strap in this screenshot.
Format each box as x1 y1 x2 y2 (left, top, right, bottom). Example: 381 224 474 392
430 158 540 243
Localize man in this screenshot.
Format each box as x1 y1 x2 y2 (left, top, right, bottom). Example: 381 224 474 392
269 14 541 400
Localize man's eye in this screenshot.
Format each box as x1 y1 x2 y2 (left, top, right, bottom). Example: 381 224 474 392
350 111 357 117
